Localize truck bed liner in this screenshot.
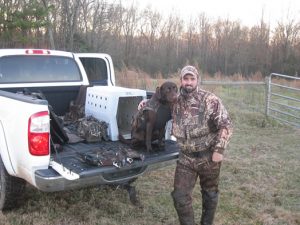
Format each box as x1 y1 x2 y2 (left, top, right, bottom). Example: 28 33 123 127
51 140 179 177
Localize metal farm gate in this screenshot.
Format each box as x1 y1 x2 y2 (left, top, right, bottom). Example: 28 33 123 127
265 73 300 128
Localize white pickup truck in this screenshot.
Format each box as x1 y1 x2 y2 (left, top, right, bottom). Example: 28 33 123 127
0 49 178 211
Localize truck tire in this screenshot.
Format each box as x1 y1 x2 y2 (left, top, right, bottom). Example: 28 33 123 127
0 156 26 211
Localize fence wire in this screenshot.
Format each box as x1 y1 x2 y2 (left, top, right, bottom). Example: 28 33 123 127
201 76 300 128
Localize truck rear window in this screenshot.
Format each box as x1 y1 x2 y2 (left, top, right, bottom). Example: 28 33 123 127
0 55 82 83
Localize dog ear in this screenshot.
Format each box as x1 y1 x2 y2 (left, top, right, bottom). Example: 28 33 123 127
156 86 161 99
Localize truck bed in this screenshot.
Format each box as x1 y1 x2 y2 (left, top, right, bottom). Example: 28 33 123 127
2 85 179 191
35 140 179 192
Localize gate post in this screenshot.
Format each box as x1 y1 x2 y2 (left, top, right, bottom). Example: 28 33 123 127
265 75 271 116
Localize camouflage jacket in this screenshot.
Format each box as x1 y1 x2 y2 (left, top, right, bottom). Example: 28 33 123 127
172 88 232 154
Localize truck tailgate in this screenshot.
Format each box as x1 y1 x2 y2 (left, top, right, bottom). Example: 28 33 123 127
53 140 179 175
35 140 179 191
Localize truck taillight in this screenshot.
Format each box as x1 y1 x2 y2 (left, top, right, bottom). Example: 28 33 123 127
28 111 50 156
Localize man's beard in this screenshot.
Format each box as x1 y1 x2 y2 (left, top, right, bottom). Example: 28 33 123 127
182 85 197 93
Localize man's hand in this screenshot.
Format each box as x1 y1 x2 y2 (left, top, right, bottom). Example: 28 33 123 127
138 99 148 110
212 152 223 162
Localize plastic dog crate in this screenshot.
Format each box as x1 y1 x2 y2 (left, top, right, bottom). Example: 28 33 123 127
85 86 146 141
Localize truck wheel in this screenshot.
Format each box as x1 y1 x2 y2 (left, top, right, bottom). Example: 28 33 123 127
0 156 26 211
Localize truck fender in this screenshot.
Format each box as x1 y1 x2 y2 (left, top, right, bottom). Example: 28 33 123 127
0 120 15 176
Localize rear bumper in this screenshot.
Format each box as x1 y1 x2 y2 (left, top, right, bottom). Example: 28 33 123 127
35 154 177 192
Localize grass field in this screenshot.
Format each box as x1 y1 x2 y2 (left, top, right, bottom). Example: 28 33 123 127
0 78 299 225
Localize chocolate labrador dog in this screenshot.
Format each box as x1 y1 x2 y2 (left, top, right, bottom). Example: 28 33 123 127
120 81 178 152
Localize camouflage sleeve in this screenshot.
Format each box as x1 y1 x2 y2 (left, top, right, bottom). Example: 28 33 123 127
207 95 233 154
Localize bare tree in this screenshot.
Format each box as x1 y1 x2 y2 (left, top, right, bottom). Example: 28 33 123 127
140 7 161 51
248 18 270 75
196 13 212 73
59 0 80 50
185 17 197 62
41 0 55 49
121 3 139 66
272 18 300 74
160 13 183 74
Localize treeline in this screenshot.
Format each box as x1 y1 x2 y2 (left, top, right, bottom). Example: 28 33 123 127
1 0 300 77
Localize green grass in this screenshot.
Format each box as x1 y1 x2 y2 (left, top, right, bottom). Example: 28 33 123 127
0 85 299 225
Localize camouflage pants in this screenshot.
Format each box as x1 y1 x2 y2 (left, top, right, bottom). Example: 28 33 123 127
171 152 221 225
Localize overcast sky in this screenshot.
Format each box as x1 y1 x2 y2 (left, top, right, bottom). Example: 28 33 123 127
122 0 300 28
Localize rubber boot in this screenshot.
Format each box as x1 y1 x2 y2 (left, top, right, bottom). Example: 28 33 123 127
172 191 195 225
200 191 218 225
